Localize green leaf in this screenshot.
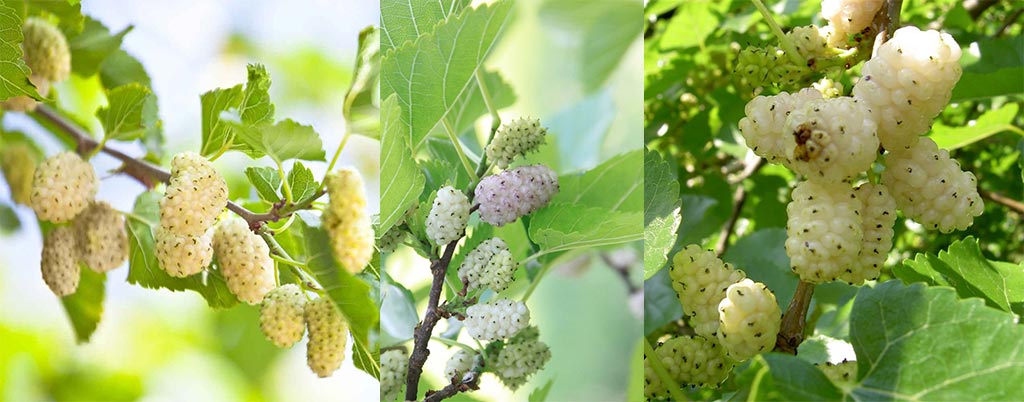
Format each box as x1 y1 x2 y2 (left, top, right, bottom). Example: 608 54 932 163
643 268 682 335
61 267 105 343
124 191 239 308
930 103 1023 150
556 149 644 214
68 17 130 77
722 228 796 308
199 85 243 157
580 2 642 91
951 67 1024 101
0 202 19 234
545 89 616 172
230 119 326 162
98 49 151 89
848 281 1024 400
643 148 680 279
245 166 281 203
380 272 417 347
528 378 555 402
447 68 516 136
287 161 317 202
8 0 84 34
658 1 718 50
379 0 467 54
0 3 41 101
381 0 513 149
528 203 643 254
379 95 425 234
344 26 380 138
733 354 843 400
239 64 274 126
895 237 1024 315
97 83 159 141
297 213 380 379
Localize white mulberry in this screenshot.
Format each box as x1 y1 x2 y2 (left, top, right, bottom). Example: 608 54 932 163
486 117 547 169
155 226 213 278
458 238 515 292
74 202 128 273
842 183 897 284
323 168 374 273
819 359 858 385
41 226 79 297
305 297 348 378
159 152 227 236
739 89 823 164
717 279 782 361
784 97 878 182
853 27 962 151
475 165 559 227
644 335 732 395
821 0 884 47
380 349 408 401
213 217 275 305
493 337 551 390
464 298 530 341
21 17 71 82
786 25 831 61
444 349 475 382
669 245 745 339
259 284 306 348
425 186 470 246
785 180 863 283
30 151 97 223
377 223 406 254
881 137 983 232
1 143 36 205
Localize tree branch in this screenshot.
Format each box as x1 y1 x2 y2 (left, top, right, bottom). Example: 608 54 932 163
32 104 318 229
405 238 460 401
715 158 765 256
424 356 484 402
980 189 1024 214
774 280 815 354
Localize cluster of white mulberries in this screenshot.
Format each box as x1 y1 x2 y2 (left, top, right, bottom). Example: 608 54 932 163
464 298 530 341
716 279 782 361
40 226 79 297
0 143 36 205
159 152 227 236
785 180 863 283
29 152 98 223
475 165 559 226
380 349 408 401
213 218 275 305
669 245 745 338
425 186 470 246
259 284 306 348
485 117 547 169
458 238 516 293
323 168 374 273
882 137 983 233
853 27 963 151
492 330 551 390
820 0 884 47
305 297 348 378
445 349 476 382
644 335 733 398
74 202 128 273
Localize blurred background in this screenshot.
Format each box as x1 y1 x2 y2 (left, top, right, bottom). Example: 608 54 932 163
384 0 644 400
0 1 380 400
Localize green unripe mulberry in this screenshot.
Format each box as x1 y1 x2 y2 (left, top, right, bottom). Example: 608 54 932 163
486 117 547 168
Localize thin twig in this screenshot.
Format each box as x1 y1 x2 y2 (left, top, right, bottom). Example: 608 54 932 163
774 280 815 354
424 356 484 402
715 158 765 256
600 252 639 294
996 8 1023 37
405 238 460 401
980 189 1024 214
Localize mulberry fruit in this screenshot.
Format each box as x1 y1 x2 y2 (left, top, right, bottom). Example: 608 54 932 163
717 279 782 361
380 349 408 401
785 179 863 283
843 183 897 284
475 165 559 227
821 0 884 47
21 18 71 82
305 297 348 378
155 226 213 277
881 137 983 232
159 152 227 236
853 27 962 151
323 168 374 273
669 245 745 339
41 226 79 297
464 298 530 341
74 202 128 273
458 238 514 292
30 152 97 223
213 217 275 305
819 359 858 385
444 349 476 382
783 96 878 182
739 89 823 164
493 336 551 390
644 335 732 395
486 117 547 169
1 143 37 205
425 186 470 246
259 284 306 348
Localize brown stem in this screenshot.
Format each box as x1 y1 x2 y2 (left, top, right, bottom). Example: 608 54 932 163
715 158 765 256
775 280 815 354
600 252 639 294
405 238 460 401
424 370 481 402
32 104 315 229
980 189 1024 214
996 8 1023 37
